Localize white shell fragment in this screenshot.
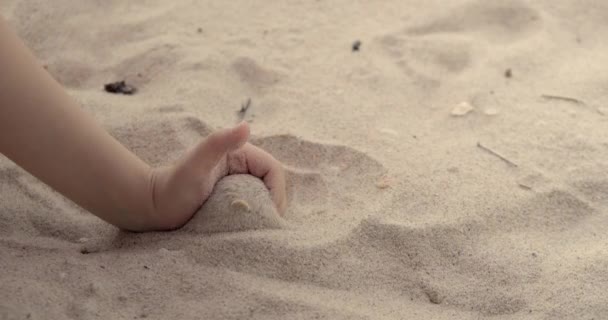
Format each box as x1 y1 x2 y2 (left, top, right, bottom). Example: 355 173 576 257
451 101 475 116
483 108 499 116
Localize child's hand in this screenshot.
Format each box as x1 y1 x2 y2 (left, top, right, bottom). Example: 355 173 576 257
147 122 286 230
0 17 284 232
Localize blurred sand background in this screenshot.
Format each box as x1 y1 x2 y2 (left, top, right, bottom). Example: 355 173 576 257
1 0 608 319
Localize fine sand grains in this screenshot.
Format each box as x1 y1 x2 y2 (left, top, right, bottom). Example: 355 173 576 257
2 0 608 319
183 174 287 233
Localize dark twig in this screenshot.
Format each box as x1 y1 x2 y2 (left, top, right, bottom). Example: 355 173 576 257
237 98 251 120
477 142 518 167
518 183 532 190
541 94 585 105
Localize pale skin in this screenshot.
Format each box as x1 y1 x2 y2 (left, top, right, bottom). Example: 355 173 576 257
0 16 286 232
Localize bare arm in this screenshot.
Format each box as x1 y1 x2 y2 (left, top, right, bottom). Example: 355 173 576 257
0 16 154 230
0 16 286 232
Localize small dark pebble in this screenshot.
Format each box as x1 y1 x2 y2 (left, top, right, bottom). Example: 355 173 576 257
352 40 361 52
100 265 105 269
80 247 90 254
504 68 512 78
197 27 203 33
531 252 537 258
447 167 459 174
143 265 149 270
426 290 443 304
104 81 137 95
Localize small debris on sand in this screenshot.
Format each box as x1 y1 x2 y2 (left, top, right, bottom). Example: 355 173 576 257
518 182 532 190
104 81 137 95
79 240 104 254
238 98 251 120
352 40 361 52
378 128 399 137
231 199 251 212
541 94 584 105
483 108 499 116
425 289 443 304
375 175 392 189
477 142 518 167
451 101 474 116
504 68 512 78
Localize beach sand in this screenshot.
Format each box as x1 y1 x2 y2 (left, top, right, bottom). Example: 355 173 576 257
1 0 608 319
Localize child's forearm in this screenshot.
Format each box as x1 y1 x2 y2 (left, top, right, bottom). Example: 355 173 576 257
0 17 154 231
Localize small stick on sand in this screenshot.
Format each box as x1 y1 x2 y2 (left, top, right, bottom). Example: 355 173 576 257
477 142 518 167
237 98 251 121
541 94 585 105
518 183 532 190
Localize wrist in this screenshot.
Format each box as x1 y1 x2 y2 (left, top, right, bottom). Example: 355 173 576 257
142 165 165 231
143 165 180 231
112 163 160 232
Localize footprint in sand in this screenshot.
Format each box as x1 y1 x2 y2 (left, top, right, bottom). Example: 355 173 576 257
379 35 472 87
183 174 287 233
251 134 387 221
377 0 542 84
231 56 281 91
405 0 541 41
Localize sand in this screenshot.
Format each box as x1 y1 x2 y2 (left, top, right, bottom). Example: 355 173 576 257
183 174 287 234
1 0 608 319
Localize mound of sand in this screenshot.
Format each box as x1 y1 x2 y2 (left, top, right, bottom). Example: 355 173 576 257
183 174 287 233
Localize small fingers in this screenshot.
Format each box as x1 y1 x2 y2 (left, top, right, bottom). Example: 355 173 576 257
232 144 287 215
264 162 287 215
183 121 249 173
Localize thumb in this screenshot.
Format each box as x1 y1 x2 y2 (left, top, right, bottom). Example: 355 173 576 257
184 121 250 172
